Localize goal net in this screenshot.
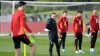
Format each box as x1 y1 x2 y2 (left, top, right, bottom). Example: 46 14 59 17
0 1 100 36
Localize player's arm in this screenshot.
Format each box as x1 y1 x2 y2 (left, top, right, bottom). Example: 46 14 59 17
90 15 95 32
46 19 52 31
66 19 68 31
82 20 83 33
72 17 77 36
58 17 63 32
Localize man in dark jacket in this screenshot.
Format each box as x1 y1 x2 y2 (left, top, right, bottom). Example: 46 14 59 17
44 13 60 56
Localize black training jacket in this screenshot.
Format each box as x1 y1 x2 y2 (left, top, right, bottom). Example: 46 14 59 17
46 18 58 41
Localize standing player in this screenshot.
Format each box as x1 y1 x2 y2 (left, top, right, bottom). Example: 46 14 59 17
58 11 68 52
11 2 36 56
72 9 85 54
45 13 60 56
86 22 90 37
90 8 99 53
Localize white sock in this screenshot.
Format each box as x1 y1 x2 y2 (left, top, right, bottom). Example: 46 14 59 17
79 50 82 52
92 48 94 52
75 50 78 52
90 48 92 51
90 48 94 52
62 49 65 51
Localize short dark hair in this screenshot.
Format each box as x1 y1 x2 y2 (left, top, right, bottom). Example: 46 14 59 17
52 12 56 14
63 11 67 13
77 9 83 13
19 1 26 7
92 7 97 10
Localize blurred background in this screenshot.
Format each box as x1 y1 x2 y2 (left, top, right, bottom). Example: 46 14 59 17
0 1 100 56
0 0 100 35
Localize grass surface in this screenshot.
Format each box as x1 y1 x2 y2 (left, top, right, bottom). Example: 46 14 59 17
0 36 100 56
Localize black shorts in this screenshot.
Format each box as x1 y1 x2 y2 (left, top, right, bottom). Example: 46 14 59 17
75 32 82 39
13 34 31 49
60 32 66 38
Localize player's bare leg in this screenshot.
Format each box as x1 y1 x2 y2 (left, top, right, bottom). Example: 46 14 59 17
15 48 20 56
29 43 36 56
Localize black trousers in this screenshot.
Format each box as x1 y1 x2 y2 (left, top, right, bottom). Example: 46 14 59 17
74 32 83 51
49 39 60 56
87 28 90 34
90 31 98 48
59 32 66 49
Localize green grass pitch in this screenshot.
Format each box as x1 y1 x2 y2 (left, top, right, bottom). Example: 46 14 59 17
0 36 100 56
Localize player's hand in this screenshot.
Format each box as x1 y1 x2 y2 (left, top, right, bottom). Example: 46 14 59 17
10 32 13 37
58 33 62 38
92 31 95 33
44 28 50 32
30 33 35 37
58 33 60 37
98 31 100 37
58 29 61 32
58 34 61 41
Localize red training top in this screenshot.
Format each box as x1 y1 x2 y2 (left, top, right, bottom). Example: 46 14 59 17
58 15 68 33
11 10 32 37
90 14 99 32
72 16 83 35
